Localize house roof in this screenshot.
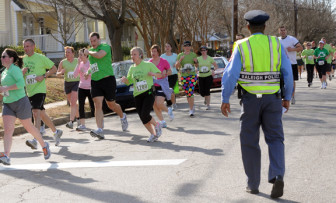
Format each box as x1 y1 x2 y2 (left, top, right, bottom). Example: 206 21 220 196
12 0 26 9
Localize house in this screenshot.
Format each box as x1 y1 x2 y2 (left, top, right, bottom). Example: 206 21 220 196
0 0 141 60
195 33 231 51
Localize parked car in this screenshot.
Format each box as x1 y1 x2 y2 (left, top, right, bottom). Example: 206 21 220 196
211 56 229 88
103 60 135 113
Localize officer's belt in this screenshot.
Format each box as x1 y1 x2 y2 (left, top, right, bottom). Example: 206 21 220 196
241 88 281 98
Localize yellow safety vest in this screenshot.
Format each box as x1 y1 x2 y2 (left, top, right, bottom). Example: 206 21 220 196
237 34 282 94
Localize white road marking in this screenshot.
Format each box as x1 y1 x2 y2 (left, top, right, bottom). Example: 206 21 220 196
0 159 187 171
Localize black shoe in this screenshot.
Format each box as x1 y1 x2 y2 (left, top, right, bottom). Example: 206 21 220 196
270 176 284 198
246 187 259 194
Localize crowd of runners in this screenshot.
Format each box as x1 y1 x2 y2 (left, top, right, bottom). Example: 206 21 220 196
0 28 335 166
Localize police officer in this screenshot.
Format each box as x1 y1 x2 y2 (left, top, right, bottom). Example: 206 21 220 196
221 10 293 198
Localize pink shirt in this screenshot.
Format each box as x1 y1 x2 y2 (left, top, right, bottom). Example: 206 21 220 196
149 57 170 87
73 60 91 90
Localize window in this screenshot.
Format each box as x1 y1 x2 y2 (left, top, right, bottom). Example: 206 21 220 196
23 15 34 36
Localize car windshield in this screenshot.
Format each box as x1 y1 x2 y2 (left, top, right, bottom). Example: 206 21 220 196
113 62 132 78
214 58 226 69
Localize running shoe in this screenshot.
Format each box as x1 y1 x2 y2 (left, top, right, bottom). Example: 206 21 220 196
329 75 332 81
40 123 46 136
76 125 86 131
54 129 63 146
160 120 167 128
324 82 327 89
147 134 157 143
206 105 210 110
155 122 162 138
189 109 194 117
121 113 128 131
43 142 51 160
66 121 73 129
90 129 104 139
26 139 38 150
0 153 10 165
291 96 295 105
168 107 174 121
172 103 177 111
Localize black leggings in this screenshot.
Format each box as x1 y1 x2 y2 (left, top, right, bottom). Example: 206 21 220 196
306 64 314 83
135 90 155 124
78 88 95 119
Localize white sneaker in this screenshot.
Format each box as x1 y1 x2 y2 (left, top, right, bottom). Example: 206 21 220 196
90 129 104 139
0 153 10 165
120 113 128 131
172 103 177 111
168 107 174 121
54 129 63 146
76 125 86 131
26 139 38 150
155 122 162 138
66 121 73 129
206 105 210 110
160 120 167 128
40 123 46 136
147 134 157 143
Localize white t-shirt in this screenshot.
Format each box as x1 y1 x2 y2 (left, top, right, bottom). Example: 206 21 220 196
279 35 300 64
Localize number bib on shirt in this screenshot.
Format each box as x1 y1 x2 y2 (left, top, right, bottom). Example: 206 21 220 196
26 74 37 85
308 56 313 60
182 64 194 73
136 80 148 92
200 66 209 73
318 60 325 65
90 63 99 73
67 71 75 79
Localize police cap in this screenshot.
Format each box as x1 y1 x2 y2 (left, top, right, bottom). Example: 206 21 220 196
244 10 269 25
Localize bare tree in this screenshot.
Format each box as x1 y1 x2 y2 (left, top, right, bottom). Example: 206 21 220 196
64 0 126 62
23 0 84 46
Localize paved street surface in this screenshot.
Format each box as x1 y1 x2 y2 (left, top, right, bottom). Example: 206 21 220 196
0 74 335 202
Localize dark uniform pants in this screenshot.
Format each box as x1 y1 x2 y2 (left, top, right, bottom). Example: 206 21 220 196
240 92 285 190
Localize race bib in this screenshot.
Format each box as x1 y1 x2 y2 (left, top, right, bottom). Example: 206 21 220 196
3 91 9 97
90 63 99 73
318 60 325 65
182 64 194 73
200 66 209 73
136 80 148 92
67 71 75 79
308 56 313 60
26 74 37 85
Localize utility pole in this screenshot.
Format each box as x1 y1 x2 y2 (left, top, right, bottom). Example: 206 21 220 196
294 0 298 36
232 0 238 42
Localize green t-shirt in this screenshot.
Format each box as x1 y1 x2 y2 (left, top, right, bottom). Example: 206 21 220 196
23 53 54 97
301 49 315 64
197 56 215 77
88 43 114 81
323 44 334 64
1 64 26 103
177 52 197 77
314 48 329 62
62 58 80 82
126 61 160 97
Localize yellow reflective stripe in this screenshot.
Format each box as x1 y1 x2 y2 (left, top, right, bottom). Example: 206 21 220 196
246 40 254 72
249 89 279 94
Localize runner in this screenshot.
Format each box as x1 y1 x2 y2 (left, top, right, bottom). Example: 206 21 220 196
84 32 128 139
121 47 162 142
149 44 174 128
311 41 319 78
22 39 63 148
0 48 50 165
314 40 329 89
56 46 80 129
161 42 178 110
196 46 218 110
279 26 303 105
321 37 334 82
301 42 315 87
73 48 95 131
176 41 198 117
296 51 304 79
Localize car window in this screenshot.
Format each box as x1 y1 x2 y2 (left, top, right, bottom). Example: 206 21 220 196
113 62 132 78
214 58 226 69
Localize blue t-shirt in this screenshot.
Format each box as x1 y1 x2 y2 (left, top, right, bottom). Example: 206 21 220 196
161 53 178 75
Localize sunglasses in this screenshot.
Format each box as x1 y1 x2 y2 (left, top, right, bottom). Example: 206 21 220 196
1 55 9 59
184 45 191 47
201 50 207 52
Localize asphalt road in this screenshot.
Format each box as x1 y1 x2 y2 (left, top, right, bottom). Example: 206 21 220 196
0 74 335 203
